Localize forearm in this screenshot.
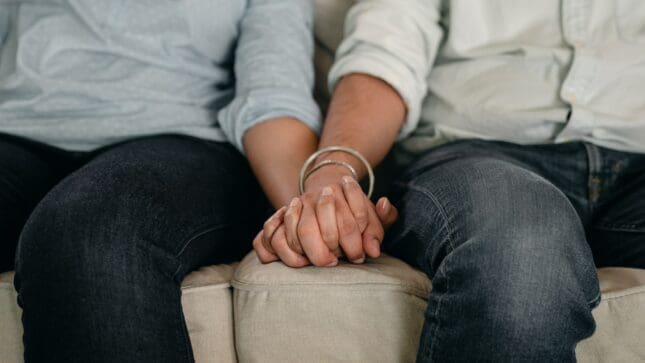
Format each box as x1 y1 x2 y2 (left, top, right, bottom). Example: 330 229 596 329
306 73 406 189
244 117 318 209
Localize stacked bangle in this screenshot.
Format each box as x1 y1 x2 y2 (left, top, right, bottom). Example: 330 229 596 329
299 146 374 199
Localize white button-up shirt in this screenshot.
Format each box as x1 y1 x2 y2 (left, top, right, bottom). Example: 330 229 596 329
329 0 645 154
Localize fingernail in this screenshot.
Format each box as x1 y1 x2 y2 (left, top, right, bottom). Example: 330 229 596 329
289 197 299 208
325 259 338 267
352 257 365 264
322 186 333 196
371 238 381 248
381 198 390 213
342 176 355 184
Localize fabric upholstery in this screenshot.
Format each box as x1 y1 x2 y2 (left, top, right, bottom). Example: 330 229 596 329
232 253 645 363
0 264 238 363
0 272 22 363
576 268 645 362
2 261 645 362
232 253 430 363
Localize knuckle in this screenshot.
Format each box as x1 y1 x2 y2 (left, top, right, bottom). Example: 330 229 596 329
253 237 262 248
283 255 300 267
366 222 384 238
263 219 276 229
321 231 338 244
298 224 318 237
317 195 334 206
339 219 358 236
354 211 368 224
284 209 296 220
304 246 329 266
270 235 284 250
286 239 300 254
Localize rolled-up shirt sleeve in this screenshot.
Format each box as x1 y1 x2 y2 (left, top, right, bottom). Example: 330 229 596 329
328 0 444 139
218 0 321 153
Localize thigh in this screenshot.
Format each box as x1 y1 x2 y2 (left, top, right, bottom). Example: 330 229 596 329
0 135 66 272
15 135 269 362
386 142 599 361
21 135 268 276
590 167 645 268
385 140 597 294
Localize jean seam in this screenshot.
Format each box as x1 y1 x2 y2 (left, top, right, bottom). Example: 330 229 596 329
170 223 230 284
171 224 231 363
405 183 457 253
425 260 450 361
401 184 456 361
588 292 602 309
174 224 230 259
593 224 642 233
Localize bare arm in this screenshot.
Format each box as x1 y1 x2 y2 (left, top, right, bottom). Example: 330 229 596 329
243 117 318 209
254 0 444 267
305 73 406 189
255 73 403 267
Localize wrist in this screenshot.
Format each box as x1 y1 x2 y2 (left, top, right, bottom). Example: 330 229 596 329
303 165 353 193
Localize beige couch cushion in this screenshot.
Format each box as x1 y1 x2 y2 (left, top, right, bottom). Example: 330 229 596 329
577 268 645 362
182 264 238 363
232 253 431 363
0 272 22 363
233 253 645 363
0 265 238 363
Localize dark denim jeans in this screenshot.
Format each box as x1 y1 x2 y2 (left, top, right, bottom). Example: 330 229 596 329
385 139 645 362
0 134 268 362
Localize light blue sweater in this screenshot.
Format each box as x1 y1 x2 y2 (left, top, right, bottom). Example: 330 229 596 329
0 0 321 152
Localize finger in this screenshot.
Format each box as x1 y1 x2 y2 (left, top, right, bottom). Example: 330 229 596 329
362 204 384 259
253 230 278 263
376 197 399 229
298 198 338 267
341 176 369 232
284 197 305 255
316 187 340 251
262 206 286 253
335 195 365 264
270 226 310 268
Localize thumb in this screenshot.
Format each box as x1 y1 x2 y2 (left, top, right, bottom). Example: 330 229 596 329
376 197 398 229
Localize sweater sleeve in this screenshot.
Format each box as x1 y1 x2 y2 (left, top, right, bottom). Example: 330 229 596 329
218 0 322 153
328 0 444 139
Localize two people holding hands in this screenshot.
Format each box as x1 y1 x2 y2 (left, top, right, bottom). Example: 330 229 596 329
2 0 644 361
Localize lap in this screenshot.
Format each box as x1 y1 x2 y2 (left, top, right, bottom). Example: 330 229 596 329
0 134 74 271
385 140 592 278
17 135 268 279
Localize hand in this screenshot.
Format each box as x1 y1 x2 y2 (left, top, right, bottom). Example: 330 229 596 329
253 172 398 267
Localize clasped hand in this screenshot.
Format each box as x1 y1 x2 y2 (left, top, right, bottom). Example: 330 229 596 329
254 173 398 268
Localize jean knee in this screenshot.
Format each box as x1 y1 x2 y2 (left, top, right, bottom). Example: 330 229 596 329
15 167 184 295
390 157 598 298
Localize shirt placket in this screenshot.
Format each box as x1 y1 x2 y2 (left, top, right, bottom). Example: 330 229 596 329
557 0 596 142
